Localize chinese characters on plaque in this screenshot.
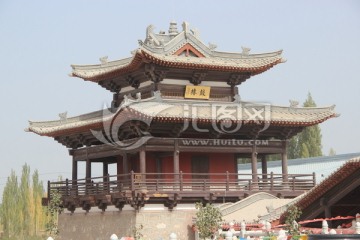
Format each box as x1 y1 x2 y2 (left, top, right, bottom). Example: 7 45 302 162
184 85 211 99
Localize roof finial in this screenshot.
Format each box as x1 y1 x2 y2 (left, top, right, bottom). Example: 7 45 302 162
169 21 178 36
182 21 190 33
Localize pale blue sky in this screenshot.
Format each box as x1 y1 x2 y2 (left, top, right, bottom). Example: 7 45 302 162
0 0 359 199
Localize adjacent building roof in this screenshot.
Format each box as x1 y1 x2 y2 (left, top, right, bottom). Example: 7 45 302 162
296 156 360 212
277 156 360 223
71 22 285 82
26 94 337 137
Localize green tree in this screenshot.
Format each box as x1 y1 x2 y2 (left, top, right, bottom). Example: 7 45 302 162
32 170 47 236
288 93 323 159
328 148 336 156
284 205 302 236
19 164 31 237
1 165 47 240
46 190 62 237
1 170 20 239
195 202 223 240
287 137 299 160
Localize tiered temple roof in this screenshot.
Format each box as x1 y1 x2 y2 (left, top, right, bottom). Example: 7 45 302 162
70 21 285 92
27 21 337 149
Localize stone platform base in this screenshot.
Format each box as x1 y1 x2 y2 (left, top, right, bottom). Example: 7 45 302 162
57 204 197 240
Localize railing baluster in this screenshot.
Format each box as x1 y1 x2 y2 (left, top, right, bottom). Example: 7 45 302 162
96 183 99 194
106 174 110 194
292 176 295 191
270 172 274 191
130 171 134 191
226 171 229 191
65 178 69 196
312 172 316 186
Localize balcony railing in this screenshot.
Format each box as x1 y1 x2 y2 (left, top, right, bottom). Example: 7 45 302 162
48 171 315 200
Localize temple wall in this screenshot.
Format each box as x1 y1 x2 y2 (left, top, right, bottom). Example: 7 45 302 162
57 206 196 240
209 153 237 179
160 152 236 180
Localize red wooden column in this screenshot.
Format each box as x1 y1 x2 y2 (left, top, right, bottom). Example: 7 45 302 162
173 140 180 182
122 154 128 174
281 140 289 184
86 158 91 182
85 158 92 194
72 158 78 195
261 155 268 181
139 148 146 177
103 161 109 180
72 158 78 181
103 161 109 192
251 144 258 187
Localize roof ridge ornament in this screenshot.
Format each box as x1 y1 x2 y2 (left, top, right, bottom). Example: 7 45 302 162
145 24 161 47
208 42 217 51
289 100 299 108
191 28 200 39
168 21 178 37
99 56 108 65
182 21 190 39
241 46 251 56
59 111 68 124
153 90 163 102
182 21 190 33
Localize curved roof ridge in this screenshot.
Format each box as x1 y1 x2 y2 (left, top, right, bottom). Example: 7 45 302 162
27 109 107 129
211 49 283 59
265 103 336 111
70 56 133 70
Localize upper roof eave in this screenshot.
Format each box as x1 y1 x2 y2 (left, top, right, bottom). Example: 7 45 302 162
69 22 285 83
26 98 338 137
71 48 285 82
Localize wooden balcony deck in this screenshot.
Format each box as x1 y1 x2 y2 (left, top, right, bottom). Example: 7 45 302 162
45 172 316 212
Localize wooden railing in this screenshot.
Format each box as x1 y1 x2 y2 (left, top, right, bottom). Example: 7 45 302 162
48 171 316 200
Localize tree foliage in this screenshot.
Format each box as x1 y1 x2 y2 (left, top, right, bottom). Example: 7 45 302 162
284 205 302 235
0 164 48 239
288 93 323 159
328 148 336 156
1 170 20 239
45 190 62 237
195 202 223 240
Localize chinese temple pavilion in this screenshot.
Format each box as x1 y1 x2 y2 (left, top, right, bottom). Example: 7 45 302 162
27 22 337 212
